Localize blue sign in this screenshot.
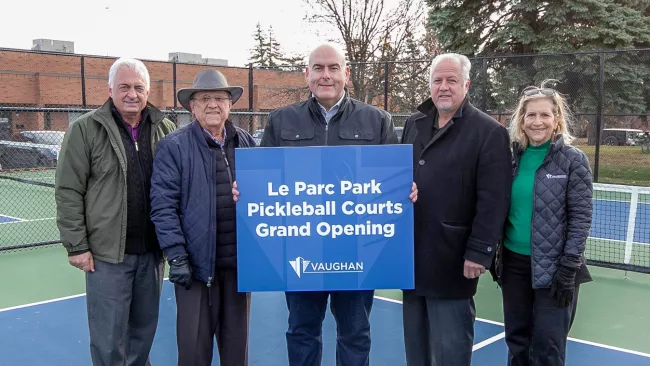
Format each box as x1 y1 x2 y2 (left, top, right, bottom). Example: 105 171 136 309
235 145 414 292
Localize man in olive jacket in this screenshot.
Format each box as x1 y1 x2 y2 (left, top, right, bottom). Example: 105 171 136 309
400 53 512 366
55 57 175 366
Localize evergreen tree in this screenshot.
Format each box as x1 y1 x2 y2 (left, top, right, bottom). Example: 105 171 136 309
248 22 269 67
426 0 650 139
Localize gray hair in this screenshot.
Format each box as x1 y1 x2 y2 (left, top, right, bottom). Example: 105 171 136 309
108 57 150 91
429 53 471 85
308 42 347 67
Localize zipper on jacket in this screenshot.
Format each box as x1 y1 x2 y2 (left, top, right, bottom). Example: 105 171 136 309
208 150 217 306
528 147 553 289
325 123 329 145
221 147 234 186
130 131 148 251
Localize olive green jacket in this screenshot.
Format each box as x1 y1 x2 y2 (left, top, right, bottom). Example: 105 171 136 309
55 99 176 263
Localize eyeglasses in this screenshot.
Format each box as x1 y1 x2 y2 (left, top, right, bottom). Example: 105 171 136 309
522 88 556 97
192 96 231 104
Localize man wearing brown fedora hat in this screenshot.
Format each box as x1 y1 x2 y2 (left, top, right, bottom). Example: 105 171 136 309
150 69 256 365
233 42 418 366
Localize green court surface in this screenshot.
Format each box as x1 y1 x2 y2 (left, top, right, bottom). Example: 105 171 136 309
2 171 650 357
1 245 649 355
0 171 58 248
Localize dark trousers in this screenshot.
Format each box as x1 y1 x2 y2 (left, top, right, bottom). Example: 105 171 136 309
86 252 164 366
174 270 251 366
501 248 580 366
402 290 475 366
285 290 374 366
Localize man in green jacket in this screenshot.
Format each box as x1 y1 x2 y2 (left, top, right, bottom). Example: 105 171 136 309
55 57 175 366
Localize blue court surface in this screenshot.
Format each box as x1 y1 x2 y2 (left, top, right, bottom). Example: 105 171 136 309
591 199 649 244
1 282 649 366
0 215 21 224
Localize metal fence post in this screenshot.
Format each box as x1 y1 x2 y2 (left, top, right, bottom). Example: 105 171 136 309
80 56 86 108
173 60 177 110
594 54 604 183
384 62 389 111
249 63 254 132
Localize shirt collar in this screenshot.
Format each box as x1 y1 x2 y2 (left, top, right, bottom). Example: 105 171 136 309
109 100 149 129
315 92 346 115
201 124 227 147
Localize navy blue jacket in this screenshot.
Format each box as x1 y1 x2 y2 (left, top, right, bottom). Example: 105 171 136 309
150 120 255 284
512 136 593 288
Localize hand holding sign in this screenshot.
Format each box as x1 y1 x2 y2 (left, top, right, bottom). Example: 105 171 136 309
233 181 240 202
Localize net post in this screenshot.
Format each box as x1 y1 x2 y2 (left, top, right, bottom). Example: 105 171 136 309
623 186 640 264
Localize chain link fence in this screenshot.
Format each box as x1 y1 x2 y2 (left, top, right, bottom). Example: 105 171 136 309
1 48 649 272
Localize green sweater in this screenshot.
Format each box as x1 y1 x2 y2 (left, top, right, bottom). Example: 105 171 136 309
504 140 551 255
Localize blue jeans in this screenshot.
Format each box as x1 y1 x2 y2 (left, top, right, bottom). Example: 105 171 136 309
285 290 374 366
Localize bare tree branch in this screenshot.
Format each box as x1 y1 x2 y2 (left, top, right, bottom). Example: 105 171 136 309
304 0 425 105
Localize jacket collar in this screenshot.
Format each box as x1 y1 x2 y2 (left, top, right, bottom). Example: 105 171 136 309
416 94 470 120
192 119 237 148
95 98 166 128
308 89 351 120
413 95 471 136
513 134 565 157
109 99 150 130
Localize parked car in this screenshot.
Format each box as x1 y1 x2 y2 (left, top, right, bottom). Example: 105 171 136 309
395 126 404 142
252 129 264 146
0 131 65 170
601 128 644 146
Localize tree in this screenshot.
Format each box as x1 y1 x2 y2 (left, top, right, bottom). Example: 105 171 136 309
266 26 284 67
390 27 442 112
303 0 426 107
425 0 650 143
248 22 269 67
249 24 305 68
248 23 309 110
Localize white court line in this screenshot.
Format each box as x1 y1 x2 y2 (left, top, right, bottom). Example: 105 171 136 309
0 278 172 313
1 290 648 358
589 236 650 247
372 296 650 358
0 217 56 225
0 293 85 312
473 332 506 351
374 295 505 350
0 214 25 222
568 337 650 358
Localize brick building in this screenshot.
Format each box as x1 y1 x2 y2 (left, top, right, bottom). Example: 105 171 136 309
0 48 308 138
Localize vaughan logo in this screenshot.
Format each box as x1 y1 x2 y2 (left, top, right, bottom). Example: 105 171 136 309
546 174 567 179
289 257 364 278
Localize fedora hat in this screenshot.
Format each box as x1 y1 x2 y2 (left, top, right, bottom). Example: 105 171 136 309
177 69 244 111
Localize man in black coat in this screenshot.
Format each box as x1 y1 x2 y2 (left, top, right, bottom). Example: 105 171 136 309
400 53 512 366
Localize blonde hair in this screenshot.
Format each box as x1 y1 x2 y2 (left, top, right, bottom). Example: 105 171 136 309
509 79 575 149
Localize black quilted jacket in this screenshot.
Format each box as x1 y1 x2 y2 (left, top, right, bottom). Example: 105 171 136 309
509 135 593 288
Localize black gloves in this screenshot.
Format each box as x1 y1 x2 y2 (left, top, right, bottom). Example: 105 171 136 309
549 255 581 308
169 255 192 290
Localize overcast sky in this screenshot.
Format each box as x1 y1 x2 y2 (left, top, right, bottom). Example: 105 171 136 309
0 0 350 68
